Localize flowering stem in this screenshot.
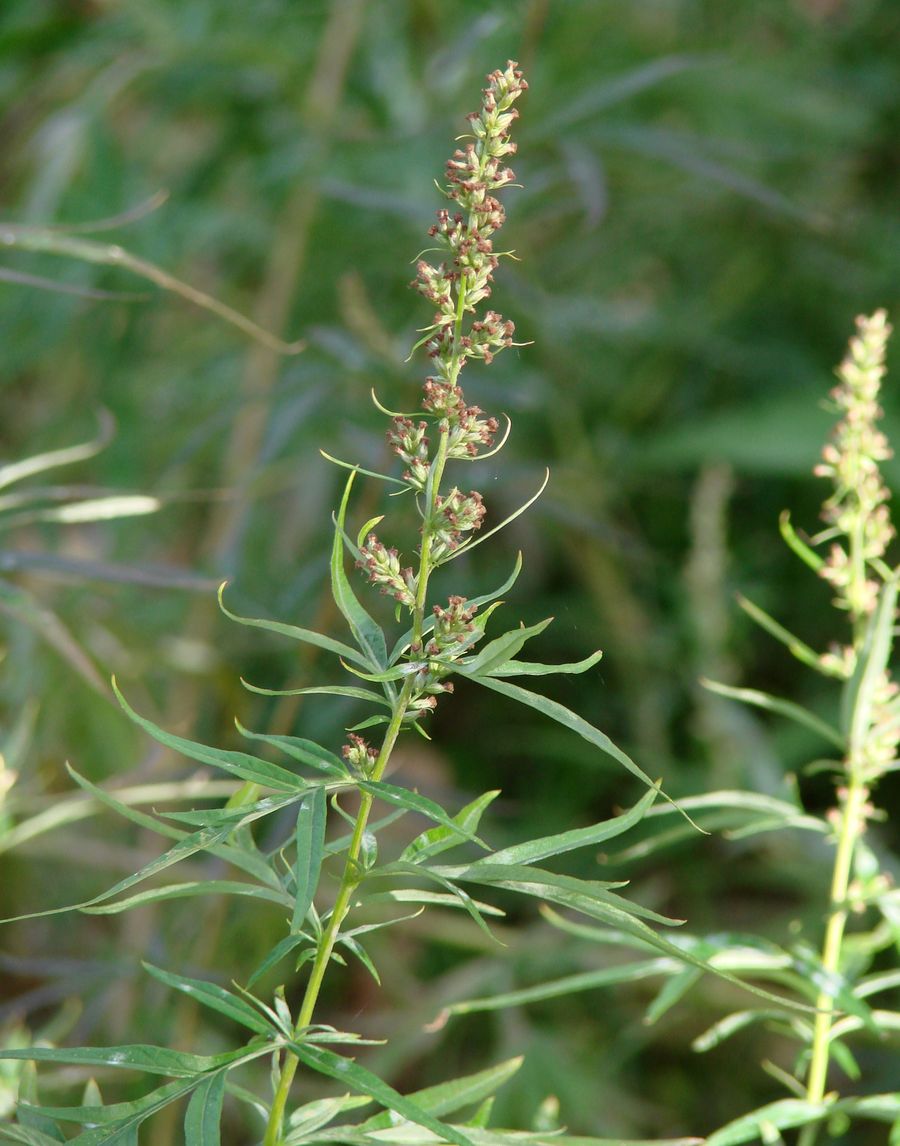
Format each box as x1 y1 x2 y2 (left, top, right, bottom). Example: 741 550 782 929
264 61 526 1143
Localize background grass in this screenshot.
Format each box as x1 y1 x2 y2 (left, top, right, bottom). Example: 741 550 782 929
2 1 899 1141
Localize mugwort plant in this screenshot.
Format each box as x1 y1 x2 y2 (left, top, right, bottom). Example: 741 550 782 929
0 61 707 1146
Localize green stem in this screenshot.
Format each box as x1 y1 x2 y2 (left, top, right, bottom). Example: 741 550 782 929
264 356 460 1142
804 773 868 1107
263 676 415 1146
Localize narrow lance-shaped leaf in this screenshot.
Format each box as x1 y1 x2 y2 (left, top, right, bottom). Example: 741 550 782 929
331 471 389 670
183 1068 227 1146
480 649 604 678
359 780 489 850
142 964 276 1037
114 680 308 792
288 1043 476 1146
701 678 845 750
235 722 347 778
736 593 834 677
459 672 663 796
486 784 659 867
704 1098 830 1145
357 1057 524 1130
218 583 369 669
0 1045 247 1078
293 786 328 932
461 618 553 676
401 790 501 863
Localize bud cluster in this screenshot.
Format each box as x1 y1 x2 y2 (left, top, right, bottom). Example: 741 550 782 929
342 733 378 776
815 310 894 619
388 417 430 491
357 534 417 607
430 488 486 561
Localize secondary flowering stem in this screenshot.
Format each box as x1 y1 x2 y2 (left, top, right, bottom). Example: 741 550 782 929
801 312 896 1138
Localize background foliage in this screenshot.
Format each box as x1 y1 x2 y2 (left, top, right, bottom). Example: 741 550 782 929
2 1 899 1141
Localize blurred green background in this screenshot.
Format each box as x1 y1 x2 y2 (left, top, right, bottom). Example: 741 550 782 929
2 1 899 1141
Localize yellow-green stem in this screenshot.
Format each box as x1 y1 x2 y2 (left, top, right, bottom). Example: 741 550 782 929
263 676 415 1145
804 773 868 1108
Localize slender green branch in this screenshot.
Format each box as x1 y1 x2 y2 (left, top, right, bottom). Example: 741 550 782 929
263 676 415 1146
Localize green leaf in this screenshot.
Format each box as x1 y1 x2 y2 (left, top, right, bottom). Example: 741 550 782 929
375 862 499 942
444 958 674 1016
142 964 275 1036
360 781 488 849
293 786 327 932
81 879 290 914
332 472 389 670
0 1045 245 1078
462 618 553 676
458 672 661 794
438 861 675 928
486 785 659 867
358 1058 523 1130
401 791 501 863
248 933 310 988
218 584 369 668
235 722 347 777
114 680 307 792
644 964 704 1025
779 511 824 572
184 1069 226 1146
289 1043 475 1146
362 889 504 916
480 650 604 677
0 1126 68 1146
704 1099 830 1145
842 576 898 747
31 1077 200 1133
701 679 845 749
320 449 408 488
241 681 392 707
736 594 831 676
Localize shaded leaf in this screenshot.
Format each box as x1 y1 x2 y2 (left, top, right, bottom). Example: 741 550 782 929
184 1069 226 1146
114 681 306 792
332 472 388 670
142 964 276 1037
218 584 368 668
294 786 328 932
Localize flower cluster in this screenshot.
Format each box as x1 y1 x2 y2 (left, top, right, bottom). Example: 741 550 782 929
357 534 417 607
413 60 526 385
815 309 894 619
430 488 486 561
815 311 900 782
356 64 526 715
